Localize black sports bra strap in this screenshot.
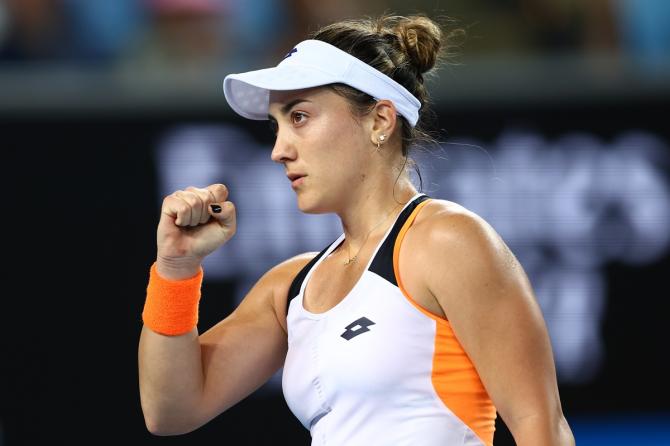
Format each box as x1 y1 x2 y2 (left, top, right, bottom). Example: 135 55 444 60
368 194 431 286
286 241 334 315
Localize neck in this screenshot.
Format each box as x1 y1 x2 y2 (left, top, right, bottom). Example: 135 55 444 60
336 176 418 255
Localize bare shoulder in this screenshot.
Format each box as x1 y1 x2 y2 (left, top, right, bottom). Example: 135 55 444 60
407 199 526 317
265 252 319 332
228 251 318 336
413 198 507 251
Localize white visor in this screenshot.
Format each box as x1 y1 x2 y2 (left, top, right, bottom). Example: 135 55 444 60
223 39 422 127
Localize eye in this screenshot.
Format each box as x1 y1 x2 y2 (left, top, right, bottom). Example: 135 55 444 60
291 111 307 125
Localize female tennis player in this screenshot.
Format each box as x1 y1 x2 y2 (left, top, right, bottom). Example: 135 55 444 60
138 14 575 446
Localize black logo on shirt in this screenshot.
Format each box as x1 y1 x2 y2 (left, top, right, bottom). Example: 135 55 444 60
341 317 376 340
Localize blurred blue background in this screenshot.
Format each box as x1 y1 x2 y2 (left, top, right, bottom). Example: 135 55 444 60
2 0 669 445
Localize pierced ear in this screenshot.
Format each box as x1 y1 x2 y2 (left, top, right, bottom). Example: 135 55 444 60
369 99 397 145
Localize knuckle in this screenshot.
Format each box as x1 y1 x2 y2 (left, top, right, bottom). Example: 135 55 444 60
194 189 209 202
164 195 181 209
190 187 208 201
180 192 199 206
176 204 189 217
213 183 228 196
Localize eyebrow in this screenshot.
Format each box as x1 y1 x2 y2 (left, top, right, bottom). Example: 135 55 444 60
267 98 311 120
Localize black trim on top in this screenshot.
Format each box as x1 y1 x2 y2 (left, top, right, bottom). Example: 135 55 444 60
286 240 337 315
368 194 431 286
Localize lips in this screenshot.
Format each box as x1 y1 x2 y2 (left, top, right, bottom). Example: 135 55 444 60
287 173 306 189
287 173 306 182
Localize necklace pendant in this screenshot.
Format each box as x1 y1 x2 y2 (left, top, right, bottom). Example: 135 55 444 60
344 256 356 265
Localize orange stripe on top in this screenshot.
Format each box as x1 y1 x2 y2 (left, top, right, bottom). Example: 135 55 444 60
393 200 496 446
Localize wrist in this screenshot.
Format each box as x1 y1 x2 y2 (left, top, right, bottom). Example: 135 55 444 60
155 255 202 280
142 261 204 336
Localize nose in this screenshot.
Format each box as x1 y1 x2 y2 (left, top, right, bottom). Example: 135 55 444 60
270 126 297 164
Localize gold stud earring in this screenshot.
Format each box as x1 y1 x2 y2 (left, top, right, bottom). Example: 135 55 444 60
376 134 386 151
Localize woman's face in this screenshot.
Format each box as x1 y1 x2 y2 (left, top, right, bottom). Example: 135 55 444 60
269 87 373 214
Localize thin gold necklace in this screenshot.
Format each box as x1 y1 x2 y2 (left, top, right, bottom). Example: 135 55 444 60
344 202 402 266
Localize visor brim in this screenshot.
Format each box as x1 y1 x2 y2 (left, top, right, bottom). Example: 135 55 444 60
223 65 339 120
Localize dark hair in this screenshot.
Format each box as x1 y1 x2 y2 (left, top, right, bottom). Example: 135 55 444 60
310 14 465 193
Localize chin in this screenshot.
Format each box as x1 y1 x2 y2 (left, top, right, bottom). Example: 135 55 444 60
295 192 332 215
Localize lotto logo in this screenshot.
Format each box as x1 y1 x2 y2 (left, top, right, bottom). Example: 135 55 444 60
341 317 376 340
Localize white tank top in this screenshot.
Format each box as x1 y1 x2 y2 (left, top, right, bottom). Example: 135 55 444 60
282 193 496 446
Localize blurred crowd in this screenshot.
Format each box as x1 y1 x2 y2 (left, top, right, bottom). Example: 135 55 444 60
0 0 668 70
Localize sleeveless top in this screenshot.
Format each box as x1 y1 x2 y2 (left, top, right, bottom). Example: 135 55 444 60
281 193 496 446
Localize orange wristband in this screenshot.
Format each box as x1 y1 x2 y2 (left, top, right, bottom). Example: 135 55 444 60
142 262 203 336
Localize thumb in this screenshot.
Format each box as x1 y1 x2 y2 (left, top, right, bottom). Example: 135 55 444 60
209 201 236 225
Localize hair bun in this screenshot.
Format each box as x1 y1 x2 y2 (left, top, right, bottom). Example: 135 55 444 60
394 16 443 74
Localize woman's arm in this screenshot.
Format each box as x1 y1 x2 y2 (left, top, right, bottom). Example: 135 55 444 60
418 205 575 446
138 253 315 435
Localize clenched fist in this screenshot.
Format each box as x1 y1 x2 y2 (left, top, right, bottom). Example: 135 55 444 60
155 184 236 278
